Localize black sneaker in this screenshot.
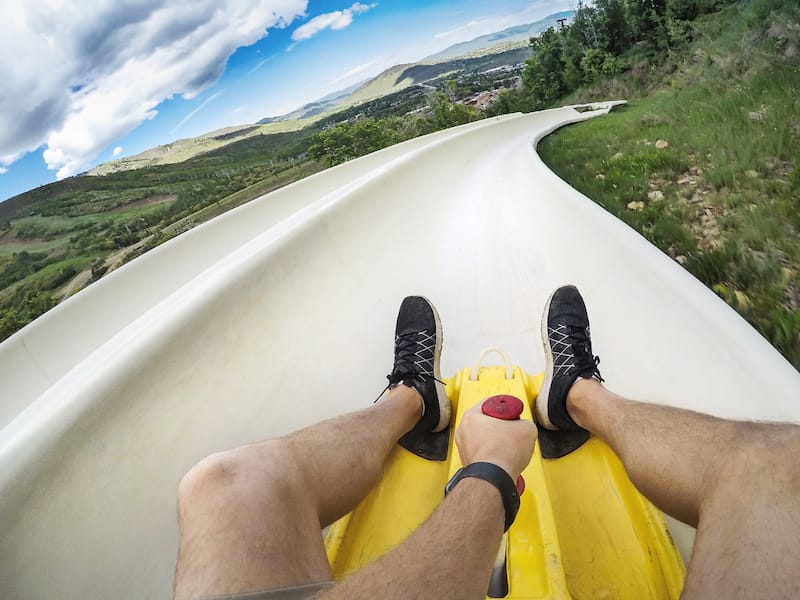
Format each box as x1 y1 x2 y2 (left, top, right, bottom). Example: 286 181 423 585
535 285 603 457
381 296 451 460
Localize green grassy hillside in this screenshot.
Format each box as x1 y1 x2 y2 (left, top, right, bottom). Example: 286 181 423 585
538 0 800 367
0 129 322 340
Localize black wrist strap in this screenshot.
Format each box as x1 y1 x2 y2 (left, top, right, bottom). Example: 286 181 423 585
444 461 520 531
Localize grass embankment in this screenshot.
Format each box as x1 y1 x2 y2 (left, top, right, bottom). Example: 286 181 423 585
123 161 323 264
0 122 320 341
539 3 800 368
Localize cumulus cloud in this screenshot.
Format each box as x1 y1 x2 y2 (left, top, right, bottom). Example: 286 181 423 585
0 167 7 175
113 146 123 157
291 2 375 42
0 0 308 179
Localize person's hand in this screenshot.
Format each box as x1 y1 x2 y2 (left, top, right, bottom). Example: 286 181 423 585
455 403 537 481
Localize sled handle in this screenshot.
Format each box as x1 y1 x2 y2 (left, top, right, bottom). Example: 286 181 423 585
471 347 514 381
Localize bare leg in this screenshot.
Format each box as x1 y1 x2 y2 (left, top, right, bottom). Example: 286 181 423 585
568 378 800 599
320 478 506 600
319 401 537 599
173 386 421 599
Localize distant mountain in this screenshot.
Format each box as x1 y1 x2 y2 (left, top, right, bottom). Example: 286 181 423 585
423 11 574 63
95 13 571 175
257 11 573 125
258 79 368 124
339 64 417 107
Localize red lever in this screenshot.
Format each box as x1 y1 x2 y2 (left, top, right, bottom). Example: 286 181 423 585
482 395 524 420
481 395 526 496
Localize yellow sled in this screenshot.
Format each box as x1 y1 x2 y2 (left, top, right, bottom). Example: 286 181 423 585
325 354 686 599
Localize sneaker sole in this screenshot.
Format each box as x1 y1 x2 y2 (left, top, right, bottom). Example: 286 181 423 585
536 289 557 430
422 296 451 432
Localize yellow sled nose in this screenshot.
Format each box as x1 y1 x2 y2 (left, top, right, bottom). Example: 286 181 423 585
325 364 685 599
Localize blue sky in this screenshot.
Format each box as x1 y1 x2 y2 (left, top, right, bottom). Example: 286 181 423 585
0 0 570 202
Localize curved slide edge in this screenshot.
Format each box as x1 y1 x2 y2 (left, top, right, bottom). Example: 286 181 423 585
0 103 798 599
0 114 523 428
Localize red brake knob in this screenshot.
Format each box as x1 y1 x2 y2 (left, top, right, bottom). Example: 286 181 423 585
481 395 524 420
481 395 526 496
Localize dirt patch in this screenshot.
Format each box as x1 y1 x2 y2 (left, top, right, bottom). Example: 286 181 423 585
59 269 92 300
0 234 72 256
59 234 155 300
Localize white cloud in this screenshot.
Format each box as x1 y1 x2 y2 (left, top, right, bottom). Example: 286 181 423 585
246 56 273 76
0 0 308 179
113 146 123 157
434 19 486 40
0 167 7 175
171 90 224 134
291 2 375 42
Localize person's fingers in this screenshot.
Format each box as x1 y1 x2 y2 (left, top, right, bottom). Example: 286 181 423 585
455 404 537 480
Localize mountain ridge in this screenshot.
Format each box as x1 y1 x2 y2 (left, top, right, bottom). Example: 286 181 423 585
256 11 574 125
90 11 573 176
422 10 574 63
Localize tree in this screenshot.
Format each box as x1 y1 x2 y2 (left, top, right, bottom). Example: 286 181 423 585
562 3 595 89
580 49 627 83
523 28 568 108
624 0 668 48
309 118 407 167
595 0 632 55
484 89 533 116
428 93 478 130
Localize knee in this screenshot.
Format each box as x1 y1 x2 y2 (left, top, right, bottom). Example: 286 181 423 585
178 450 241 510
177 441 302 515
752 423 800 480
724 421 800 490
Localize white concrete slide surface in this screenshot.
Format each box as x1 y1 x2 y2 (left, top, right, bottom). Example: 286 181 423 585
1 105 799 599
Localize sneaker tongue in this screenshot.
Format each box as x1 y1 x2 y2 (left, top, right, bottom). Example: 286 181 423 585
392 329 419 373
397 327 421 339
